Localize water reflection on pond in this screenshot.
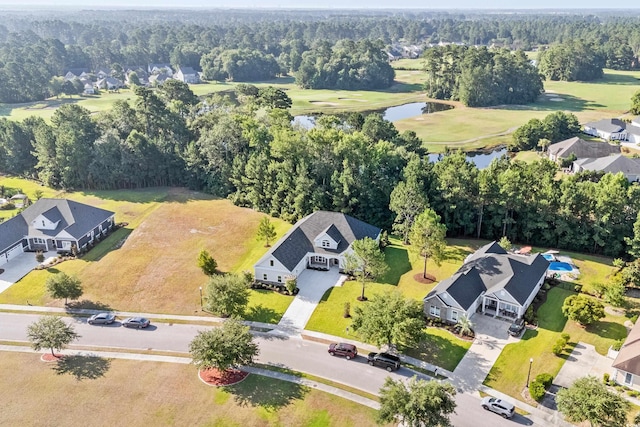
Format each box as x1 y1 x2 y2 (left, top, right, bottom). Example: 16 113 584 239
428 148 508 169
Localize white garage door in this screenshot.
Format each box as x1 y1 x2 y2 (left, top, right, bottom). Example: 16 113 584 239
2 245 24 265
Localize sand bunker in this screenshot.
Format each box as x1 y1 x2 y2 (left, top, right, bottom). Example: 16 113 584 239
310 101 339 106
338 98 367 102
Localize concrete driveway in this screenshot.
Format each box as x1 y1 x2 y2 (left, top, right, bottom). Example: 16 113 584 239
274 268 347 335
0 251 56 294
452 313 519 392
553 342 613 388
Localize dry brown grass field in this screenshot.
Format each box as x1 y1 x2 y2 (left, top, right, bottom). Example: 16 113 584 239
0 352 383 427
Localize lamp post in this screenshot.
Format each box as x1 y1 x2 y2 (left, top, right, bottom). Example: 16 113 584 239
526 358 533 387
199 286 203 310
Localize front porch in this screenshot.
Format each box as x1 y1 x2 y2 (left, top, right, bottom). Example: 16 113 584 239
307 255 340 271
482 297 521 319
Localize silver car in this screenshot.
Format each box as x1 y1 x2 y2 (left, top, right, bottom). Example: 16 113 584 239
87 312 116 325
121 317 151 329
481 397 515 419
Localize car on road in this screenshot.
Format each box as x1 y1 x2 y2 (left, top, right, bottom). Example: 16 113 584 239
481 397 515 419
367 352 400 371
328 343 358 359
508 318 525 337
121 317 151 329
87 312 116 325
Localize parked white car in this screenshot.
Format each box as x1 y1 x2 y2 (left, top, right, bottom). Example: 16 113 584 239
481 397 515 419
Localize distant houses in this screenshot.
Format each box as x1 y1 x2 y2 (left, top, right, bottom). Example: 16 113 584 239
583 117 640 144
573 154 640 182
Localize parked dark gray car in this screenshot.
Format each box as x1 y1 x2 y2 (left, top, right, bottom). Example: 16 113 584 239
121 317 150 329
87 312 116 325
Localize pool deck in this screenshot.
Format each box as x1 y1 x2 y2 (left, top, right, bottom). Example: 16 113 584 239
546 254 580 278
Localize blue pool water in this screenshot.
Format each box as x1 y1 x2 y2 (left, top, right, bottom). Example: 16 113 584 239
542 254 555 261
548 261 573 272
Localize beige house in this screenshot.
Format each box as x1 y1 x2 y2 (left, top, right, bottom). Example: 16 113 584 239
547 137 620 162
613 321 640 390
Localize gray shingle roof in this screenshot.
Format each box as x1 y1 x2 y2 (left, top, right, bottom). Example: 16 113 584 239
268 211 381 271
584 118 626 134
425 241 549 309
574 154 640 175
548 137 620 159
613 320 640 375
1 199 114 250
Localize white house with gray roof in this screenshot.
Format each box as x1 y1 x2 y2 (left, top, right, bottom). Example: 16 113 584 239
253 211 381 285
423 241 549 324
573 154 640 182
583 119 627 141
0 199 115 266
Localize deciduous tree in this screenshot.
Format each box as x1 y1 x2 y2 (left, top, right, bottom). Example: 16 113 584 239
46 273 83 305
378 376 457 427
189 317 259 372
562 295 605 326
344 237 388 301
351 290 424 349
27 316 80 357
556 376 629 427
204 274 250 317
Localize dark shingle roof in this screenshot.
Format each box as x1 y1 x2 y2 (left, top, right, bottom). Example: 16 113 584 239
324 224 344 244
574 154 640 176
424 241 550 308
4 199 114 244
0 215 28 251
268 211 381 271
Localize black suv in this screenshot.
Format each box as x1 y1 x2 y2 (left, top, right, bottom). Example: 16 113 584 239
367 352 400 371
508 318 525 337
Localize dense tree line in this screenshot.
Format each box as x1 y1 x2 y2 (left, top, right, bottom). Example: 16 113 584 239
537 41 605 81
2 82 640 258
2 10 640 102
509 111 581 151
295 39 394 90
423 46 543 107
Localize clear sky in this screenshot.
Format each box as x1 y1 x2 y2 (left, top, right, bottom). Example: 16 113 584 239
1 0 638 9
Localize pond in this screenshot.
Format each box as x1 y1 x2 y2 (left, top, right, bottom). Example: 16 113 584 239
292 101 454 129
428 148 508 169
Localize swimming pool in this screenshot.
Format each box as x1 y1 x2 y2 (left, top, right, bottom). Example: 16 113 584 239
542 254 555 261
548 261 574 272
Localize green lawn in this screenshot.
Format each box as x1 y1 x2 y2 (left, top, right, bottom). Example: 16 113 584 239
305 237 476 368
0 352 385 427
485 286 629 401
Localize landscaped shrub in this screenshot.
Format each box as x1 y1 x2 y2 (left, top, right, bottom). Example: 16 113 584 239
612 339 624 351
535 373 554 388
35 252 44 263
604 373 611 385
543 283 551 291
285 276 297 295
628 390 640 398
561 333 570 342
529 380 546 401
524 305 536 324
553 336 569 356
574 284 583 293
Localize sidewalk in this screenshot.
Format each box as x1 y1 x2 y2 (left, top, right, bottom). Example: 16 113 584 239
0 344 379 410
0 303 572 425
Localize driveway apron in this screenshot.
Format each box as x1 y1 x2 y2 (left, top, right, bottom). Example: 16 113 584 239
0 251 56 294
274 268 346 335
452 313 518 392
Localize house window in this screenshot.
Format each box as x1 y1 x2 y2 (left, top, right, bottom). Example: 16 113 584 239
32 237 45 245
322 240 330 248
625 373 633 385
42 220 45 227
277 276 282 283
451 310 459 322
263 274 268 281
270 260 274 267
429 305 440 318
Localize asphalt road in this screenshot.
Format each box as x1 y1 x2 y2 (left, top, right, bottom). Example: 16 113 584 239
0 312 538 427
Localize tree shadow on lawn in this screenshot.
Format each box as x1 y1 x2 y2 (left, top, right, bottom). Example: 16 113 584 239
246 304 281 324
65 300 114 317
52 355 111 380
496 93 604 113
403 333 469 372
590 73 640 85
586 320 628 340
226 373 307 412
380 245 411 285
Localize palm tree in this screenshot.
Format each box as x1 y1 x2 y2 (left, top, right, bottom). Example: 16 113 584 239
457 315 473 337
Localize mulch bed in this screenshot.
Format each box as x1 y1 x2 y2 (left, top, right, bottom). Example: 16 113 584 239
198 368 249 387
41 353 64 362
413 273 436 284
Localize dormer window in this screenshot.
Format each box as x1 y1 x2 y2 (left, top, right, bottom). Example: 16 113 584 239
322 240 330 248
42 221 45 227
